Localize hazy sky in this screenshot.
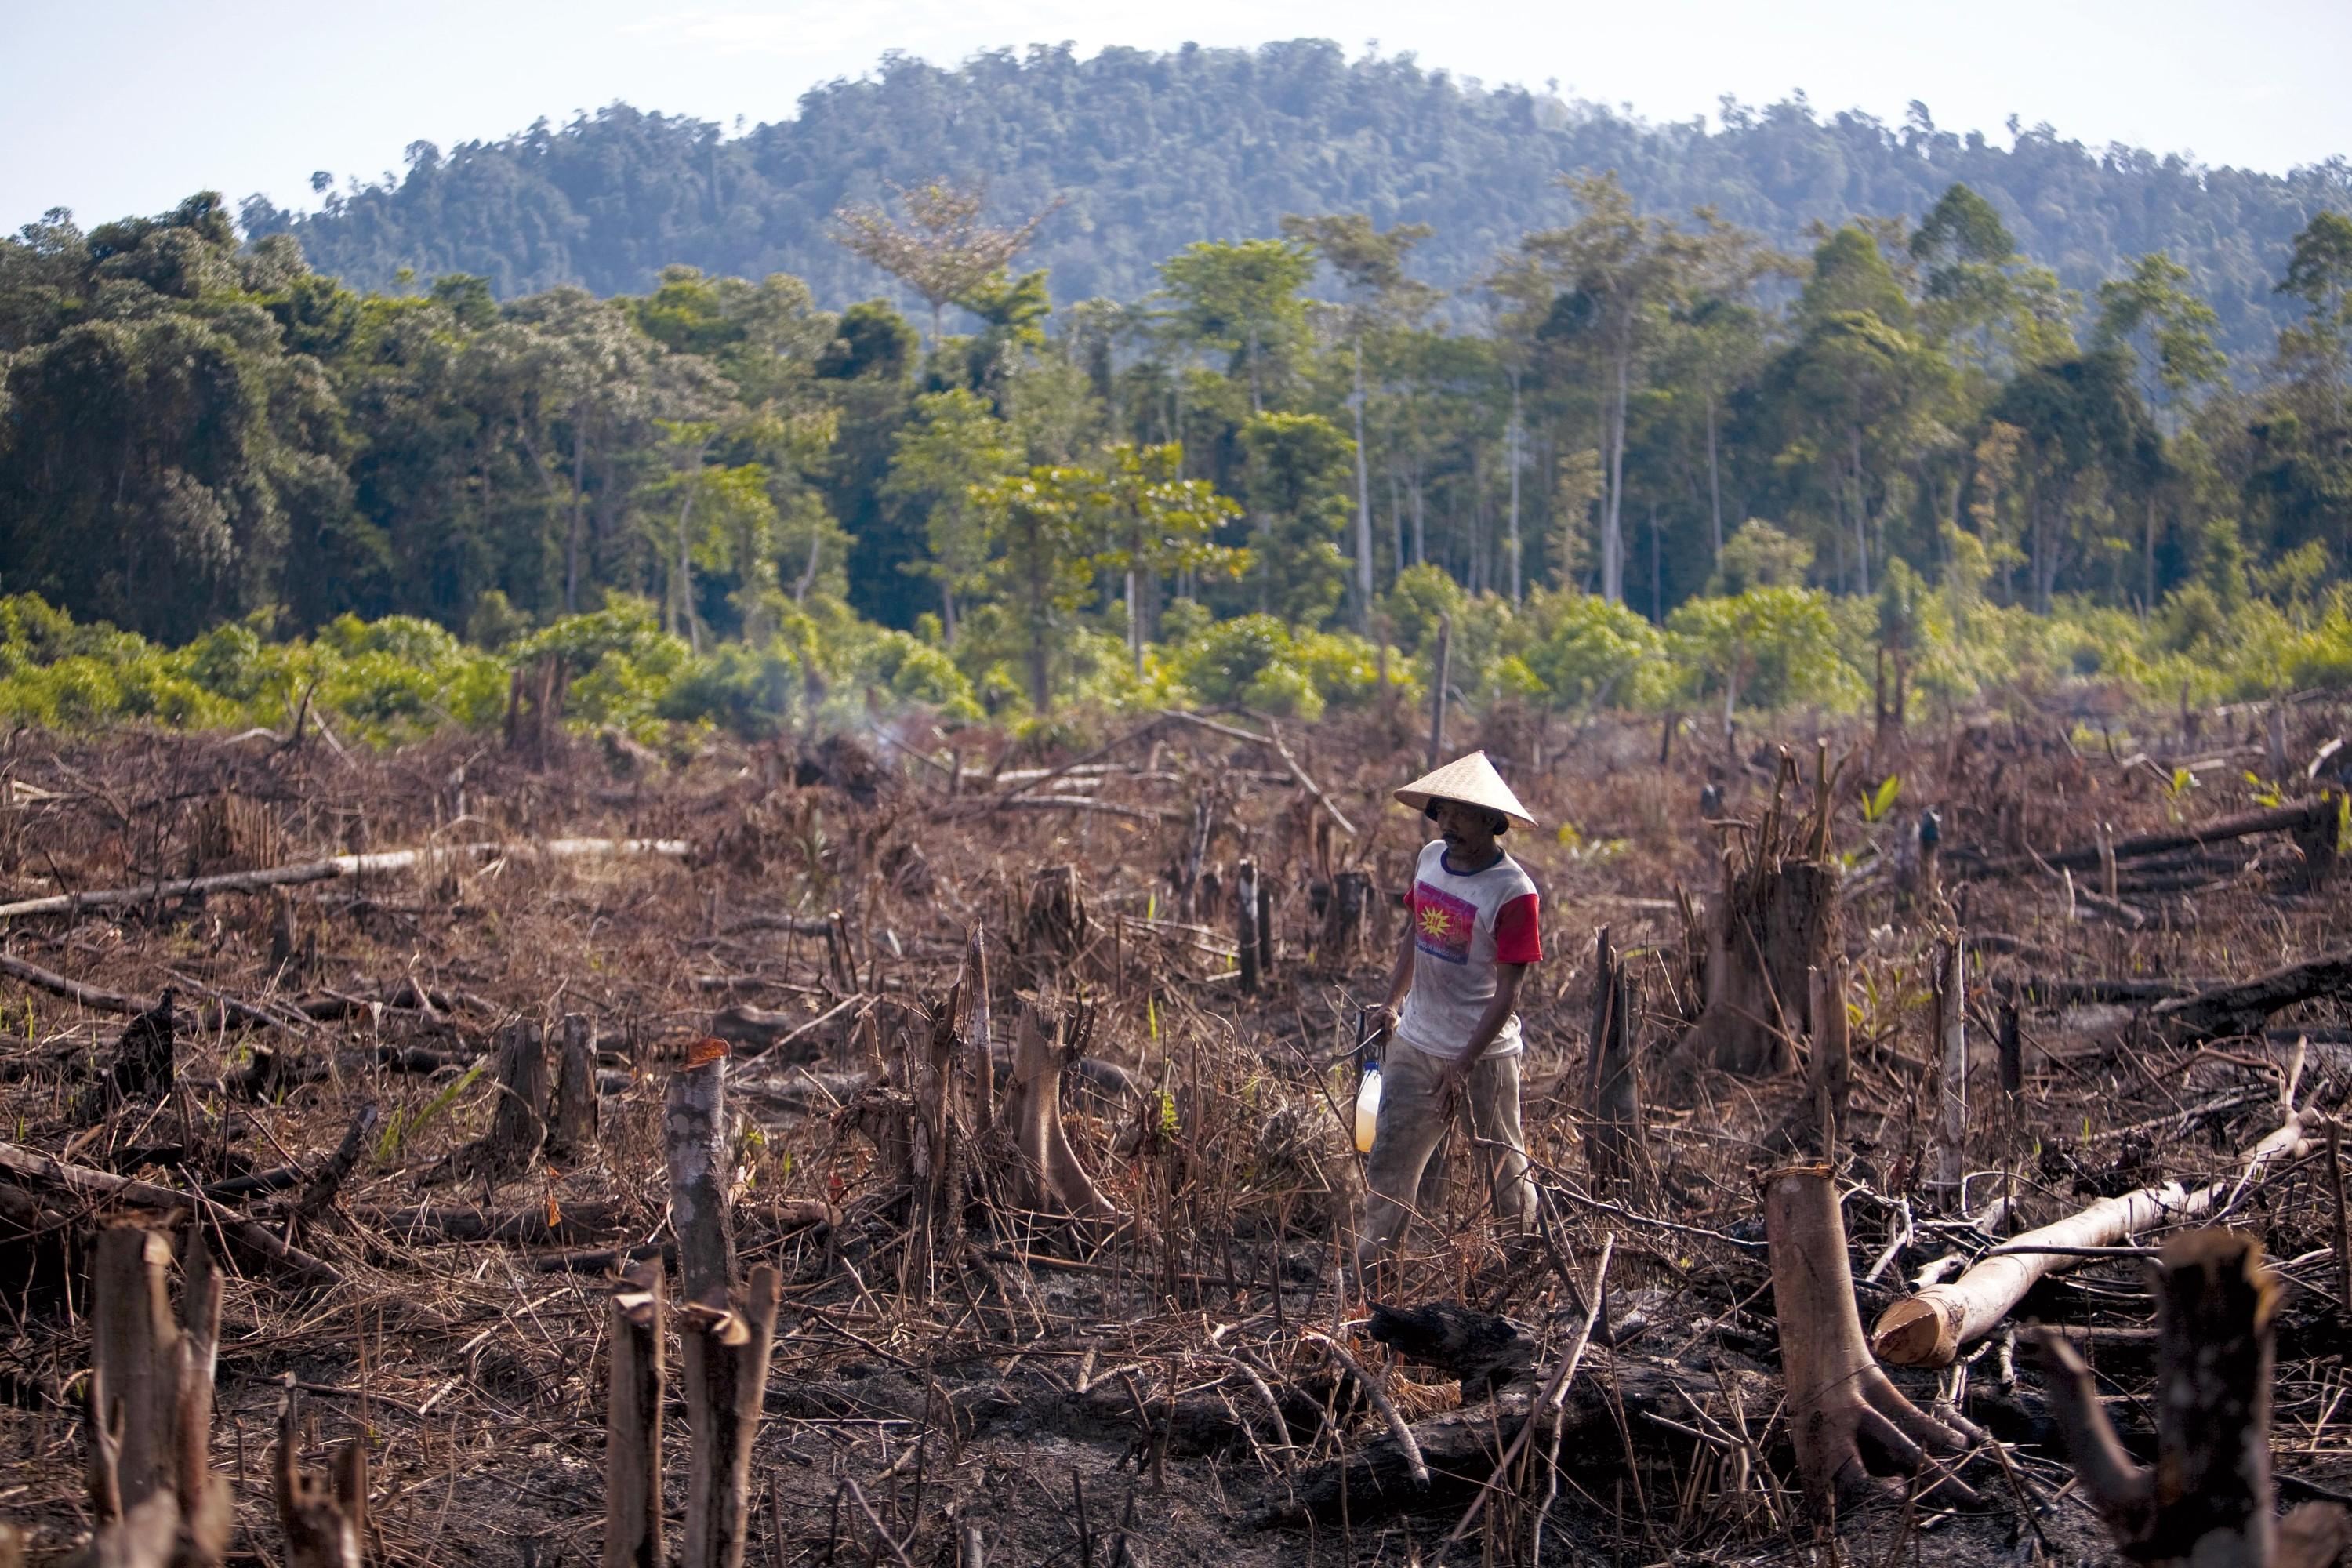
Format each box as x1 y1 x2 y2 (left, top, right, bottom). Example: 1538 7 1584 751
4 0 2345 234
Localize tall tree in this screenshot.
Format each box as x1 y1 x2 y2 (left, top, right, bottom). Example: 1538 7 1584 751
1283 212 1438 621
830 180 1056 350
1519 174 1700 604
1156 239 1317 416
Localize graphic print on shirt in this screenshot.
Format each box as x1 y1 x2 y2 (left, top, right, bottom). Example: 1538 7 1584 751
1413 881 1479 965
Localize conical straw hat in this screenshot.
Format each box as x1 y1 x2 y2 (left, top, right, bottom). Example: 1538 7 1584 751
1394 751 1537 829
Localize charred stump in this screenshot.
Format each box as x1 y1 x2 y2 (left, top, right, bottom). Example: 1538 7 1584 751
1583 927 1643 1190
546 1012 598 1163
2033 1229 2348 1568
1673 752 1840 1080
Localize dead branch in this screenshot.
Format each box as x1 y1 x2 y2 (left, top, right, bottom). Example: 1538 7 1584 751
0 837 689 920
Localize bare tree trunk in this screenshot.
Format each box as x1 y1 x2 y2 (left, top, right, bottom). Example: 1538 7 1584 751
1427 615 1451 768
1602 347 1628 604
2033 1230 2349 1568
1929 938 1967 1208
1506 376 1523 604
1353 338 1375 628
1705 391 1724 562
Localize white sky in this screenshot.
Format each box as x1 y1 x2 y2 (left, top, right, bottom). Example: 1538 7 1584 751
3 0 2346 234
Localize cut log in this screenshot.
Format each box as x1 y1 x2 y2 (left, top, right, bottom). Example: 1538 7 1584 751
2032 1229 2349 1568
1872 1113 2310 1367
2150 953 2352 1044
1367 1300 1538 1400
1762 1165 1978 1517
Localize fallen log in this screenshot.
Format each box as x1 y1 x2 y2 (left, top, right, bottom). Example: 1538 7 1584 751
0 1142 344 1290
1871 1112 2309 1367
2033 1230 2348 1568
0 837 690 921
1958 797 2336 883
2150 953 2352 1043
365 1203 629 1246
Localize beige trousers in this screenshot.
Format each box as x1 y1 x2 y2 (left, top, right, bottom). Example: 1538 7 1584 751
1356 1039 1537 1268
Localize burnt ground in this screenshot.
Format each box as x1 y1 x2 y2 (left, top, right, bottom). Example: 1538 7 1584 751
6 695 2352 1565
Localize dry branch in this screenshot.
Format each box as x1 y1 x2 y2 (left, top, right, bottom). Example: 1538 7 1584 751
0 837 688 920
1872 1112 2310 1367
0 1142 343 1288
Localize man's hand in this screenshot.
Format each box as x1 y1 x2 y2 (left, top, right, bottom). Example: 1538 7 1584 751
1367 1004 1402 1040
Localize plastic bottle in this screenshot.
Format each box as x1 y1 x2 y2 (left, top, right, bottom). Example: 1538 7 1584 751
1353 1065 1382 1153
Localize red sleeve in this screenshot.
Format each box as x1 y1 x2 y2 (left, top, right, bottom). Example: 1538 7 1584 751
1492 892 1541 964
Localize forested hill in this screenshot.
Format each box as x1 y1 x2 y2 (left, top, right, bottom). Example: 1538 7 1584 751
239 40 2348 361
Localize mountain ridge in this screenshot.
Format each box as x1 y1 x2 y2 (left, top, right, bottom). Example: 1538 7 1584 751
231 39 2345 361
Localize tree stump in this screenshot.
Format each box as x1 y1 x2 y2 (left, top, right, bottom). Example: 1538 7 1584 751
604 1265 665 1568
2034 1229 2348 1568
1010 1004 1120 1224
1673 753 1839 1080
546 1013 598 1163
1762 1165 1978 1519
503 654 569 768
1318 868 1372 972
1583 927 1643 1191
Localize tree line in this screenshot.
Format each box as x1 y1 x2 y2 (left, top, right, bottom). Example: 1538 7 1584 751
1 172 2349 724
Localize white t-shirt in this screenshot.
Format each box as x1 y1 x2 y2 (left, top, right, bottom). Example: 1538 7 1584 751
1396 839 1544 1060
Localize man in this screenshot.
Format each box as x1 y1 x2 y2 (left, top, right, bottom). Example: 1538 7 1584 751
1359 750 1542 1268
